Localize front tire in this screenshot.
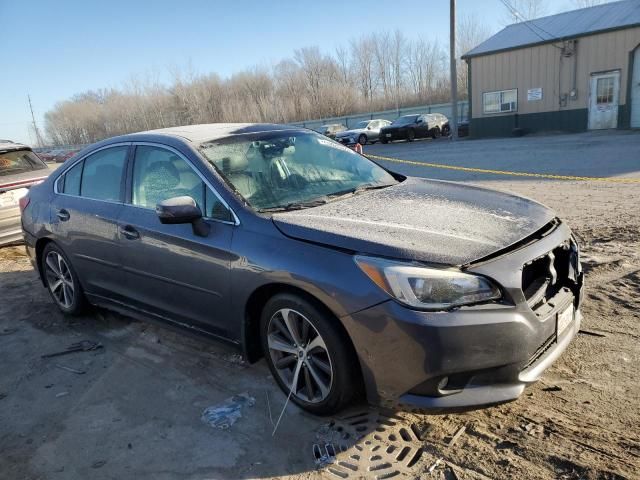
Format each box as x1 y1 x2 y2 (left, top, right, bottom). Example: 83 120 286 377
357 134 367 146
41 243 87 315
260 293 359 415
380 137 388 144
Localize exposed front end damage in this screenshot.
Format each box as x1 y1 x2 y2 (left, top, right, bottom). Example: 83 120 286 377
341 220 584 410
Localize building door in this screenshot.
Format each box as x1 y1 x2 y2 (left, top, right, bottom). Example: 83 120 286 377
631 48 640 128
588 71 620 130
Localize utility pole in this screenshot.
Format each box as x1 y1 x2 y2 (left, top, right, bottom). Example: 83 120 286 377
28 95 44 147
449 0 458 141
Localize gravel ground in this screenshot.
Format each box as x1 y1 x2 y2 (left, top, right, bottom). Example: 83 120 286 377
0 132 639 479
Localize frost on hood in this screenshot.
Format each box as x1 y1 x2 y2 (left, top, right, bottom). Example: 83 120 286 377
273 177 554 265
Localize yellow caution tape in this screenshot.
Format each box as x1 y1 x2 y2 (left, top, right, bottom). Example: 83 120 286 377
367 154 640 184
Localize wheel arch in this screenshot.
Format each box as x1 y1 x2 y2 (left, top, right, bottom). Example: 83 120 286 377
242 283 363 384
34 237 55 286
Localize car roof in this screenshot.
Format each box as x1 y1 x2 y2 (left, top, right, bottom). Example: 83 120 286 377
91 123 307 150
0 141 31 152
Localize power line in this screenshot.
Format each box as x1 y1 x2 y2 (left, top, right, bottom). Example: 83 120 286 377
27 95 45 148
499 0 564 49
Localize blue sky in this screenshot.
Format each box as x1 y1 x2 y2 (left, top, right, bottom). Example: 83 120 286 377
0 0 569 144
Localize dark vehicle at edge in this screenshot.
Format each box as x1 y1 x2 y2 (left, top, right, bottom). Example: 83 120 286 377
21 124 584 414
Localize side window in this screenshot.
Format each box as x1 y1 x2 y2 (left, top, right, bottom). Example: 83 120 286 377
132 145 232 222
62 160 83 195
80 147 127 201
205 187 233 222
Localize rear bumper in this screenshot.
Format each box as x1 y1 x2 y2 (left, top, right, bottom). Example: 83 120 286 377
0 206 22 246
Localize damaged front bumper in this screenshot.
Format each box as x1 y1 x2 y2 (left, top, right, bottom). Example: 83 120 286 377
341 221 584 410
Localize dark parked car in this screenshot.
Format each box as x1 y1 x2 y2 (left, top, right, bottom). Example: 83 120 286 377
442 119 469 138
22 124 584 414
380 114 448 143
317 123 347 139
1 141 53 246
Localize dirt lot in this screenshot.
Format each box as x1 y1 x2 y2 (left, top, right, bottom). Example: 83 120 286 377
1 135 639 479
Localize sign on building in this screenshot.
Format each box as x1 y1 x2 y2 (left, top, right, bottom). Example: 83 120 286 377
527 88 543 101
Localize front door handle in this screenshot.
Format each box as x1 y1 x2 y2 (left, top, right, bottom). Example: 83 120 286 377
56 209 70 221
119 225 140 240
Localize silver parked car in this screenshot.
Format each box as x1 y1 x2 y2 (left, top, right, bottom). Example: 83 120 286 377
0 141 53 246
334 119 392 145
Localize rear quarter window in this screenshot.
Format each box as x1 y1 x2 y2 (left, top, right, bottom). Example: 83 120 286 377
62 161 83 195
59 146 127 201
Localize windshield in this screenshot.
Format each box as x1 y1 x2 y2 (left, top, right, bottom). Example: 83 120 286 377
199 131 397 211
354 121 369 129
391 115 419 126
0 149 47 176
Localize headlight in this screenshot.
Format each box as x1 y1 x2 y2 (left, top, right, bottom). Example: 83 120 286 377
355 256 501 310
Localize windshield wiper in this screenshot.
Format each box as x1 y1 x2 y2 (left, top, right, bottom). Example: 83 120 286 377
258 197 329 213
327 183 396 199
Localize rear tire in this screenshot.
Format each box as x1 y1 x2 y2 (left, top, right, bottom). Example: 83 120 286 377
260 293 359 415
41 243 87 315
380 138 388 144
431 127 439 139
357 134 367 146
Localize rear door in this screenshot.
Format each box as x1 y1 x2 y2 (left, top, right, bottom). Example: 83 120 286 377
416 115 430 138
50 144 130 301
116 143 236 338
588 71 620 130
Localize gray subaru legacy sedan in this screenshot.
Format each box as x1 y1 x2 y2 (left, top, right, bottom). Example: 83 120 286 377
21 124 584 415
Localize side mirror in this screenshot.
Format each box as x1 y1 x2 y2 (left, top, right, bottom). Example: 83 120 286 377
156 196 210 237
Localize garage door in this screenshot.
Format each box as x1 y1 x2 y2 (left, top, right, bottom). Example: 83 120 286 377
632 48 640 129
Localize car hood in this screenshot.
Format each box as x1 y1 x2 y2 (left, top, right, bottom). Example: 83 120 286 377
335 128 368 137
272 177 556 265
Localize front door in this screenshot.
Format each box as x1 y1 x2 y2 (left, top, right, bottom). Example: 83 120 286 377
588 71 620 130
117 144 236 338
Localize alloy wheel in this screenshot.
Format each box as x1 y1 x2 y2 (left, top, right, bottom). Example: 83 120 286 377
44 251 75 309
267 308 333 403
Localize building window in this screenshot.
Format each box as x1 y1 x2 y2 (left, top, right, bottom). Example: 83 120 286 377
596 77 614 104
483 89 518 114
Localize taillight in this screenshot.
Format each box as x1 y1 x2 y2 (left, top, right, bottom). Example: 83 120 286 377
19 195 31 212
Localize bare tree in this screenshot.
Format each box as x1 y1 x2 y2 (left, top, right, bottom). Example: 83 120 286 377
44 31 469 145
456 14 493 99
570 0 611 7
502 0 549 24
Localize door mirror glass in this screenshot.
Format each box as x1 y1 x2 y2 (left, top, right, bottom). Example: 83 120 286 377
156 196 202 224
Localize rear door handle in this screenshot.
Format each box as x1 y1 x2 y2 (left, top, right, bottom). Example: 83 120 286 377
119 225 140 240
56 209 70 221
